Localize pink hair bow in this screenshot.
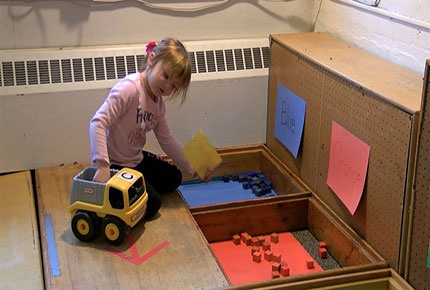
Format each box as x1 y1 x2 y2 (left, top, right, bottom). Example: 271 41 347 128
146 41 157 55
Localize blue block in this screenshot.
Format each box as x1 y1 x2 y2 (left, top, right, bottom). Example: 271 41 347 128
254 188 264 196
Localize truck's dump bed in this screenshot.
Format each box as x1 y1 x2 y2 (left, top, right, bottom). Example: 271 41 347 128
70 166 117 206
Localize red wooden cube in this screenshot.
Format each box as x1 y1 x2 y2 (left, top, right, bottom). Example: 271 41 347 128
240 232 249 242
280 265 290 276
280 261 287 267
272 271 280 279
306 259 314 269
270 232 279 243
232 234 241 245
318 241 327 249
244 235 252 246
251 246 260 255
272 253 281 263
272 262 280 271
319 247 328 259
257 236 265 246
264 250 273 261
253 251 261 263
251 237 260 247
262 241 271 251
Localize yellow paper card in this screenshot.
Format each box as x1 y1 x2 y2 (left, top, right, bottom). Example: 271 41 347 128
182 130 222 179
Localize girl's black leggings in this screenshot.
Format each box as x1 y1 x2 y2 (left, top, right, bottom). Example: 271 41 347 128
111 151 182 219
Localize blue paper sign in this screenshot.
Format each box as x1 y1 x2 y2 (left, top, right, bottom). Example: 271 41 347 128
274 84 306 158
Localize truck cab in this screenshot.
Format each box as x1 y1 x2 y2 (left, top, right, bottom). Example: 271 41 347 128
69 167 148 245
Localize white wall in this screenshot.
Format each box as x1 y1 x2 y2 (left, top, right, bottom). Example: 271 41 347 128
2 0 430 172
0 0 316 49
314 0 430 74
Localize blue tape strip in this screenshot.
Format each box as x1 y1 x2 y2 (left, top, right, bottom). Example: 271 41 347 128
45 214 61 276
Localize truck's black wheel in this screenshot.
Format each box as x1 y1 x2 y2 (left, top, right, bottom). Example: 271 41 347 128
71 211 96 242
103 216 127 245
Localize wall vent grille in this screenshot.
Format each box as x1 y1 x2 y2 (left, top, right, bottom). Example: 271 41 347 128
0 38 269 95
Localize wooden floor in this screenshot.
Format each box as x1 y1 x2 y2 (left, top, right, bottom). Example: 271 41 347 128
0 171 44 290
35 164 229 290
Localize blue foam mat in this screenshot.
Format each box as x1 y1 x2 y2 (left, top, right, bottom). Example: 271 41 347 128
179 176 276 207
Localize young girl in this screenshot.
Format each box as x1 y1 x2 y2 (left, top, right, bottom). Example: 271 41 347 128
89 37 211 219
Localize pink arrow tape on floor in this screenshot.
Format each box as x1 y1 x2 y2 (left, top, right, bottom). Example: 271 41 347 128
106 235 169 265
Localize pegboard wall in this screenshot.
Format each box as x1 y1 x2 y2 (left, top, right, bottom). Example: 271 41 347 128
267 33 423 271
408 59 430 290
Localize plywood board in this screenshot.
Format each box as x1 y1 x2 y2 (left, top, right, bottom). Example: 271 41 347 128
267 33 423 270
36 164 228 289
271 32 422 113
0 171 44 290
407 59 430 290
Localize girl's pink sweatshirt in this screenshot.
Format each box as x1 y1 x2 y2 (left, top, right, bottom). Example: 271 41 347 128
89 72 194 176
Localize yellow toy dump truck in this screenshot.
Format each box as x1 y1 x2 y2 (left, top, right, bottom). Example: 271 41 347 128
69 167 148 245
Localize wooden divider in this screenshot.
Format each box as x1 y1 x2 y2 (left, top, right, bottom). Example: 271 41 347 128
407 59 430 289
0 171 44 290
267 32 423 271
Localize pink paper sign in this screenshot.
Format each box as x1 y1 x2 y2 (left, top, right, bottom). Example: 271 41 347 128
327 121 370 215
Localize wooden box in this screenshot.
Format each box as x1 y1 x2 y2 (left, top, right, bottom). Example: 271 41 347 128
268 32 423 274
180 146 386 287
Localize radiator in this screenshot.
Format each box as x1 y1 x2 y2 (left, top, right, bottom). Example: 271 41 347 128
0 38 270 173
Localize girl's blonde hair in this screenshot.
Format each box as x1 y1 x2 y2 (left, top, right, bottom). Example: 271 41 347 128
141 37 191 104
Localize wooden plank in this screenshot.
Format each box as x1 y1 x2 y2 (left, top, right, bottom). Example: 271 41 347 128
407 59 430 289
0 171 44 290
192 198 309 243
228 268 413 290
271 33 422 113
36 164 229 289
228 266 403 289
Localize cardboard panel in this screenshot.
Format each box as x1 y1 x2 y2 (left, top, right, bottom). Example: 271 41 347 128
268 33 423 270
0 171 43 290
408 59 430 289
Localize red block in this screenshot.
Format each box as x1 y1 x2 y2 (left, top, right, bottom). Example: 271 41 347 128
272 271 280 279
257 236 265 246
232 234 241 245
318 241 327 249
251 237 260 247
270 232 279 243
264 250 273 262
272 253 281 263
280 261 287 267
244 235 252 246
306 259 314 269
319 247 328 259
251 246 260 255
280 265 290 276
252 251 261 263
262 241 271 251
241 232 249 242
272 262 280 271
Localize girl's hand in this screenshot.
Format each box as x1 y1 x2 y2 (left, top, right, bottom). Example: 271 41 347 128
93 161 110 183
202 167 214 183
192 167 214 183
